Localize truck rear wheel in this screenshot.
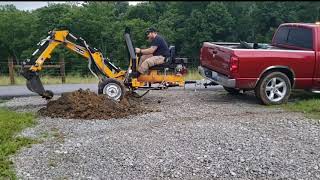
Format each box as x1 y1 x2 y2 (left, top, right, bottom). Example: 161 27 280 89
223 86 240 95
255 71 291 105
98 78 125 101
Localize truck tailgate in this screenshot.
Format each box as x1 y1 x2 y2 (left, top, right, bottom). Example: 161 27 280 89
200 42 234 76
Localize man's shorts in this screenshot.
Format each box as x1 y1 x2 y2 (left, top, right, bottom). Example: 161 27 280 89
138 56 165 74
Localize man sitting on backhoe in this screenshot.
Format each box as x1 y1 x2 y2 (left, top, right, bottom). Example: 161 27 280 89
135 27 170 76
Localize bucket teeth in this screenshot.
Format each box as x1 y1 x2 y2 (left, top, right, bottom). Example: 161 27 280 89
42 90 54 100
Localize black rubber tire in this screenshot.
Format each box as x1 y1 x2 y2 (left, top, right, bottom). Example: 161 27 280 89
223 86 241 95
255 71 291 105
98 78 125 101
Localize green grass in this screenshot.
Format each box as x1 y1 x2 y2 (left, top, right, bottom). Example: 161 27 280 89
280 90 320 120
284 99 320 119
0 74 98 86
0 69 203 86
0 108 36 179
185 69 203 80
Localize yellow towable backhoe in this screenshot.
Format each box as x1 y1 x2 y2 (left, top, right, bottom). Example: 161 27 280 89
20 28 188 100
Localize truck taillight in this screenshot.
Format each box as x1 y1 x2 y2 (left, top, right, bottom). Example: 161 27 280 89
230 56 239 73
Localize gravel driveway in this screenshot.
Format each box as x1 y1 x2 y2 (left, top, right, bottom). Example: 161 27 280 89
2 86 320 179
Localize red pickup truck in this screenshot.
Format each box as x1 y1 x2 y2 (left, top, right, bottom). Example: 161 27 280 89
199 23 320 105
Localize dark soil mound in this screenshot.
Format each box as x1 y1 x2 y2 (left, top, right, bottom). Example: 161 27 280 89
38 89 151 120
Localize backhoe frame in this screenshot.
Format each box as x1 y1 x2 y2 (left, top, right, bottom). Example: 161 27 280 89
21 28 186 100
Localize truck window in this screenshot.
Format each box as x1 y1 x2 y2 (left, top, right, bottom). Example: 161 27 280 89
274 27 289 44
287 28 313 49
273 26 313 50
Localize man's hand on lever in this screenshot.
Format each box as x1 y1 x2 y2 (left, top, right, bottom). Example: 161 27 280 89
135 48 142 54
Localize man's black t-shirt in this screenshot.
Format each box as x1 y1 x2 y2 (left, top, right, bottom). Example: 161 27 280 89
151 35 170 57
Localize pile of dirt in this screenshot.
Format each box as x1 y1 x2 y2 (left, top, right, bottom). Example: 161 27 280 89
38 89 152 120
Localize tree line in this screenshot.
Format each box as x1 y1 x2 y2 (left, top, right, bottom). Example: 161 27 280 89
1 1 319 74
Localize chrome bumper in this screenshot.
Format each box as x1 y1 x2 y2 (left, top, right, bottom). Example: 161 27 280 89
198 66 236 88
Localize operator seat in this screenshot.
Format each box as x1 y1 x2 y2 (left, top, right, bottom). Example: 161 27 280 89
166 45 175 64
150 46 177 70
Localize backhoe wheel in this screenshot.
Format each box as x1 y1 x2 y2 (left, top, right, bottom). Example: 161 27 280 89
223 86 240 95
255 71 291 105
98 78 125 101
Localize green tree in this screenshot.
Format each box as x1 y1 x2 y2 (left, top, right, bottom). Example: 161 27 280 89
2 1 320 75
182 2 234 59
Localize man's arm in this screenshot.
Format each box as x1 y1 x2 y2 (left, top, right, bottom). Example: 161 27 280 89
135 46 157 55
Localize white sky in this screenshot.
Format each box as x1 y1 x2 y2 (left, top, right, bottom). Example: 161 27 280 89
0 1 143 11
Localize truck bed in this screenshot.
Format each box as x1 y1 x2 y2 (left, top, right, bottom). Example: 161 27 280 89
207 42 290 50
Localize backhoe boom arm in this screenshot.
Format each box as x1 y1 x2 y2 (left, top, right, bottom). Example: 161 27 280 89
21 29 126 99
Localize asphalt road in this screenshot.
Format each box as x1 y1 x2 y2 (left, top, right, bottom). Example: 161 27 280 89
0 84 98 99
0 81 216 99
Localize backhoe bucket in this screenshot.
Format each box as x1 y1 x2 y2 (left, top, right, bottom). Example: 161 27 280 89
21 69 53 100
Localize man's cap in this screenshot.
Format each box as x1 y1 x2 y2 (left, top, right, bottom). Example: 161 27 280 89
145 27 157 35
